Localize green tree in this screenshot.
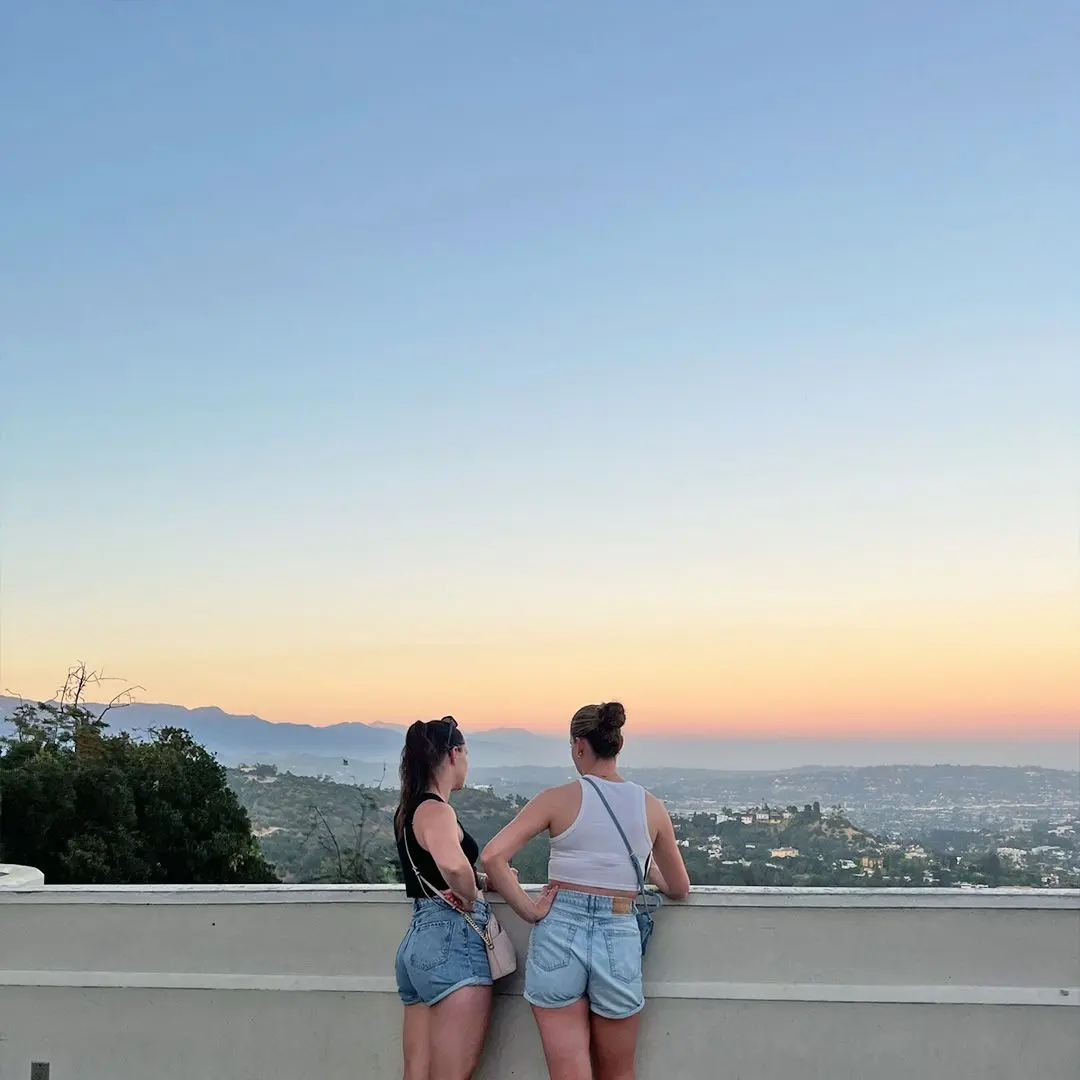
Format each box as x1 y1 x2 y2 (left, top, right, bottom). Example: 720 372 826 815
883 850 904 875
975 852 1003 886
1 669 277 885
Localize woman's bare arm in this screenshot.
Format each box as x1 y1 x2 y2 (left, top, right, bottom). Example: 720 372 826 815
647 793 691 900
481 791 560 924
647 858 672 895
412 801 480 910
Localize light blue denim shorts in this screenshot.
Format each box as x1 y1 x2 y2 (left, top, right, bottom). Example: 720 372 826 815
524 889 645 1019
395 898 493 1006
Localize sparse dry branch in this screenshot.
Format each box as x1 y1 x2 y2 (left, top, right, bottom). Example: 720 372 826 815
51 662 143 725
310 804 345 880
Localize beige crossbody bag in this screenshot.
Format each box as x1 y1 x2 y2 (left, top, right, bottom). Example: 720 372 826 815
403 828 517 980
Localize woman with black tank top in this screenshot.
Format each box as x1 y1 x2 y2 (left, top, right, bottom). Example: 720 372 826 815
393 716 556 1080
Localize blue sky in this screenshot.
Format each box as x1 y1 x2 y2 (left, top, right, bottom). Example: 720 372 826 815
2 3 1077 732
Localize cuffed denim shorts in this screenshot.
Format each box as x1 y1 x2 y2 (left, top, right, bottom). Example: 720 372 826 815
395 898 493 1006
524 889 645 1019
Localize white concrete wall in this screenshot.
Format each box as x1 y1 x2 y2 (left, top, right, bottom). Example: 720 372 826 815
1 884 1077 1080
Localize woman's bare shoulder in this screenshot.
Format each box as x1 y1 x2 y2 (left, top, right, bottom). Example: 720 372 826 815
413 797 456 830
644 789 673 823
541 779 584 838
549 778 584 797
531 779 581 806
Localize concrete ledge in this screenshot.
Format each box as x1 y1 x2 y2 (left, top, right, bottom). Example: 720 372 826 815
4 882 1077 908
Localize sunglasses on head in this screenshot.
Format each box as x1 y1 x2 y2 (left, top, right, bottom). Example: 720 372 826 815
439 715 458 751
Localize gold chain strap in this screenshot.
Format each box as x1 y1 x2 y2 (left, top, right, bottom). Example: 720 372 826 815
458 910 494 950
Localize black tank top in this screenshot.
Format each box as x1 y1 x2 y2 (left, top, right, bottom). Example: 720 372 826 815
397 792 480 899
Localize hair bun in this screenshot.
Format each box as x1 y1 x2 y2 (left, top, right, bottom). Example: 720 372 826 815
597 702 626 731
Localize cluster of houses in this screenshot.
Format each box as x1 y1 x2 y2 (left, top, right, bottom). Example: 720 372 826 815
678 804 940 879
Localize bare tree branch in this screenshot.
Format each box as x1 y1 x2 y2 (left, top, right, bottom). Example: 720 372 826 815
99 681 145 724
310 804 344 881
51 662 143 726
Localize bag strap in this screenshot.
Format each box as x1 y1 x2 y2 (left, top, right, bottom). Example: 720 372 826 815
582 777 657 913
402 809 493 948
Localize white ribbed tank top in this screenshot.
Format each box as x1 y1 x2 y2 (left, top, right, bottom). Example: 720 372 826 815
547 777 652 891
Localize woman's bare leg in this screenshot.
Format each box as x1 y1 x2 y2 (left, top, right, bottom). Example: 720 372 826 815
403 1003 431 1080
590 1011 640 1080
429 984 494 1080
531 998 593 1080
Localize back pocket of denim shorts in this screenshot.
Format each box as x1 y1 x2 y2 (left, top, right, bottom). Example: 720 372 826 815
529 920 576 972
411 920 454 971
603 924 641 983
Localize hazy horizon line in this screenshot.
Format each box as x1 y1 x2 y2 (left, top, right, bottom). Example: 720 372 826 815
3 691 1077 744
2 691 1080 743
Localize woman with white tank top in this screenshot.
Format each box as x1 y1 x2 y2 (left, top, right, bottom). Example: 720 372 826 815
482 702 690 1080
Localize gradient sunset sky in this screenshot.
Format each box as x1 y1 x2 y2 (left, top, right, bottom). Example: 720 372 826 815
3 4 1077 739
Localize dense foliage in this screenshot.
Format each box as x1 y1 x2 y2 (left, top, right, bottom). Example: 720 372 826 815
1 698 277 885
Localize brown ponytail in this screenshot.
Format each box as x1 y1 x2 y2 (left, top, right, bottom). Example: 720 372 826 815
394 717 464 836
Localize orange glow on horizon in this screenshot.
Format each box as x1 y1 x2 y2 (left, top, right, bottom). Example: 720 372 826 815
6 585 1077 741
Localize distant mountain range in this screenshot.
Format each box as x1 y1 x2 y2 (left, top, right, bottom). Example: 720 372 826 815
2 695 1074 772
0 696 561 769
